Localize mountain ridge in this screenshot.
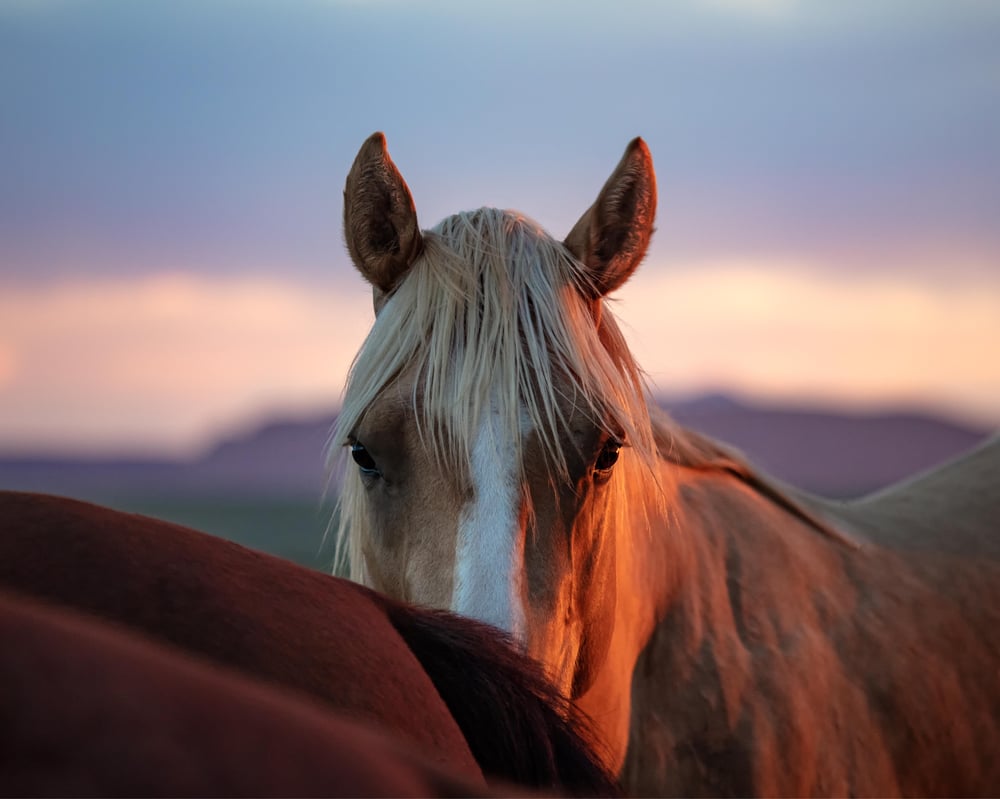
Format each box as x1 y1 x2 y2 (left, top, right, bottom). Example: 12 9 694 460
0 394 991 502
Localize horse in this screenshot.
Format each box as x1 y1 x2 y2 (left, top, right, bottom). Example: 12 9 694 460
0 587 496 797
0 490 617 797
333 131 1000 796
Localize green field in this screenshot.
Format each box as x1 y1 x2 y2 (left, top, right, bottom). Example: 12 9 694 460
99 494 342 575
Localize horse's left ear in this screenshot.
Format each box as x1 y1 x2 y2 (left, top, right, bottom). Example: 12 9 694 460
343 132 423 303
564 137 656 299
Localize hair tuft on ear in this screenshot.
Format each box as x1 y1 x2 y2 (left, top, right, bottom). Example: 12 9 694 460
564 137 657 299
343 132 423 297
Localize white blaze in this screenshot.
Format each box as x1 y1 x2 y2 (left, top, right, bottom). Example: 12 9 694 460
452 400 527 641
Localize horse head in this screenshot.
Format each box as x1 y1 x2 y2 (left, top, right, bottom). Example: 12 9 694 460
335 132 661 699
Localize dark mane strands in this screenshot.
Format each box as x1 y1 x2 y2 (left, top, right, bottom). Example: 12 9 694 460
386 601 619 796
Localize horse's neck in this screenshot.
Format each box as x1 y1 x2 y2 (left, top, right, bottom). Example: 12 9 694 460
584 423 1000 794
607 453 857 789
578 411 870 778
614 440 1000 795
644 453 852 628
621 418 856 636
574 445 838 774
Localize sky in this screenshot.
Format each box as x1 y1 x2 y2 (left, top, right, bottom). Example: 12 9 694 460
1 0 999 456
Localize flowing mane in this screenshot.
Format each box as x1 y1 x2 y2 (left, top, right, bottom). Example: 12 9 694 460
333 208 661 578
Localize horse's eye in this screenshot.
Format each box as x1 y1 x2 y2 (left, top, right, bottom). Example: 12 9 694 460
594 440 622 473
351 443 381 477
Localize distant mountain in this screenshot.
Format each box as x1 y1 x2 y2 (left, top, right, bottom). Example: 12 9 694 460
0 414 337 503
665 393 991 497
0 395 992 503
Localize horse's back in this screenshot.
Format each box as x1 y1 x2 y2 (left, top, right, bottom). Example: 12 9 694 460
842 432 1000 556
814 436 1000 795
646 437 1000 795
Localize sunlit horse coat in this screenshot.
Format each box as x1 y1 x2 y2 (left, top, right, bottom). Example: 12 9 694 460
334 132 1000 796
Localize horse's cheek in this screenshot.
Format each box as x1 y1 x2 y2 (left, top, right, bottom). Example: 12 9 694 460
570 492 619 697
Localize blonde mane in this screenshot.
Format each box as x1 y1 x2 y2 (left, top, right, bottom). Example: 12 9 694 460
332 208 662 576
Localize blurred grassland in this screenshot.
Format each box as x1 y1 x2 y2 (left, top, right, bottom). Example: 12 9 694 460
99 494 344 575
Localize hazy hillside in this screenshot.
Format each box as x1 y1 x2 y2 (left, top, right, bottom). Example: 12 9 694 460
0 416 335 502
0 395 991 502
1 394 990 570
666 394 990 497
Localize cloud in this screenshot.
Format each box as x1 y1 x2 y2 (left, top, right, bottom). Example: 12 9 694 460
699 0 798 20
0 273 374 455
0 343 15 390
1 264 997 457
616 259 1000 426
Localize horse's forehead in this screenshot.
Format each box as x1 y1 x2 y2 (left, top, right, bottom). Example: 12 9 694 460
361 366 599 475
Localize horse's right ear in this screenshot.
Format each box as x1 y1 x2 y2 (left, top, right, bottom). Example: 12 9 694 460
343 132 423 303
564 138 656 300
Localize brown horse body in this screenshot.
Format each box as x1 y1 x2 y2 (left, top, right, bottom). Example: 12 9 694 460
617 425 1000 795
0 588 491 797
0 490 615 796
335 132 1000 796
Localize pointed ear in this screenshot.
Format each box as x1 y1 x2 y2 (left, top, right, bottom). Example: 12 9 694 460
564 137 656 299
343 132 423 298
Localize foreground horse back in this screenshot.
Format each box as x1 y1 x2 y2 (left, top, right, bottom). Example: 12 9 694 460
0 588 493 797
0 490 615 796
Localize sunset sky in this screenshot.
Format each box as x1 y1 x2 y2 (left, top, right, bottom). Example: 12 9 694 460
2 1 999 456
